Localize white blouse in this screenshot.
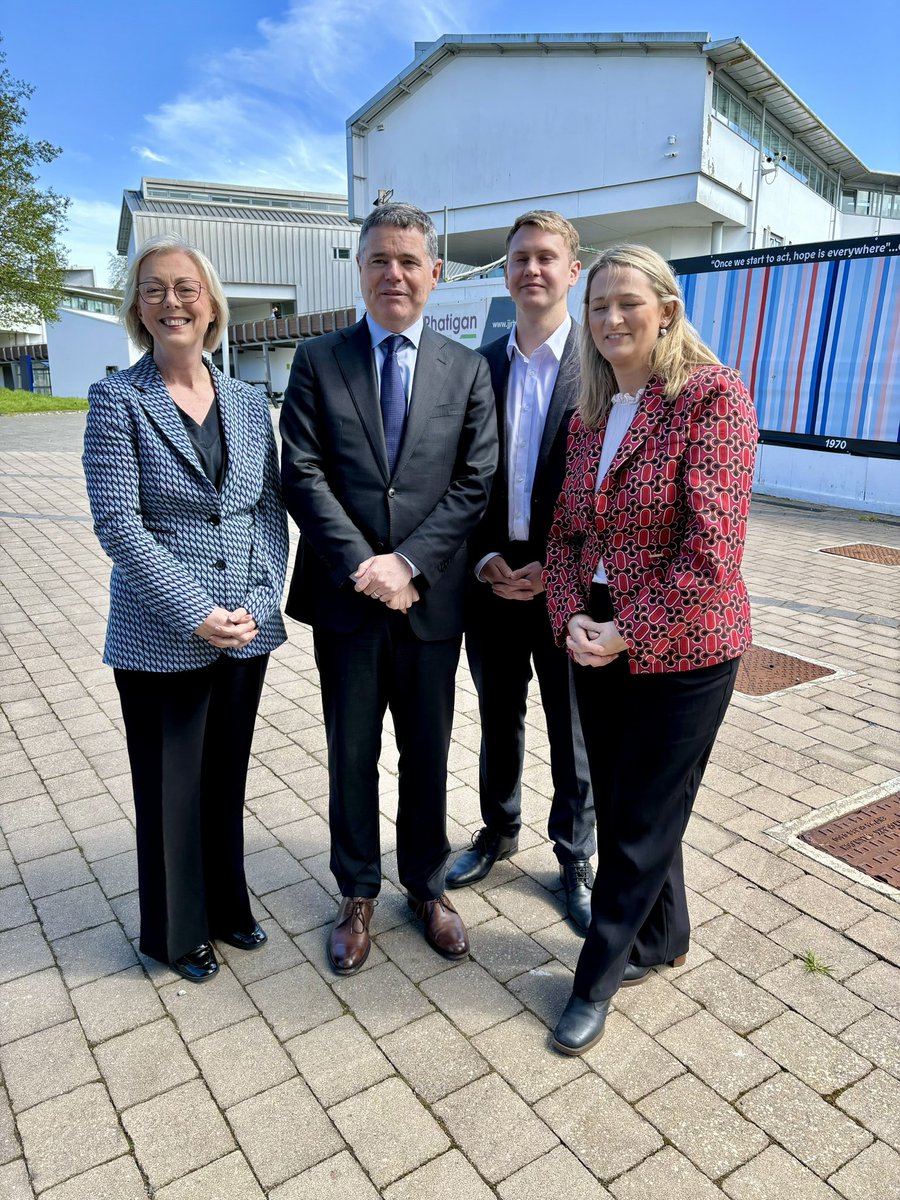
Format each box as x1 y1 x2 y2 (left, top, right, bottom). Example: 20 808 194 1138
592 390 643 585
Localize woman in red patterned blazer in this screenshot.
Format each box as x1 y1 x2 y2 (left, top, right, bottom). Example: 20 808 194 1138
544 244 757 1054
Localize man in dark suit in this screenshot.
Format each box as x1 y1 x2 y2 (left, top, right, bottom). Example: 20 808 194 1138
447 212 595 933
280 202 497 975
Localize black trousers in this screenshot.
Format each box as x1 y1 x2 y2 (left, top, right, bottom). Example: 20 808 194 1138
313 608 461 901
572 585 738 1002
466 565 594 862
115 654 268 964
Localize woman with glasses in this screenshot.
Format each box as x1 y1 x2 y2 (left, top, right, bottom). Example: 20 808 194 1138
543 244 757 1053
83 234 289 982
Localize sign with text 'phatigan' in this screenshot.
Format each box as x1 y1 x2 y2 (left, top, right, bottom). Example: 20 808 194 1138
422 297 516 349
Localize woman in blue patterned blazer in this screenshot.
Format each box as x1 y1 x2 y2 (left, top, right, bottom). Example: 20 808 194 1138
83 234 289 982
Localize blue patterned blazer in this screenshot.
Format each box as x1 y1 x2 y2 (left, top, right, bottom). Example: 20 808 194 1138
83 353 289 672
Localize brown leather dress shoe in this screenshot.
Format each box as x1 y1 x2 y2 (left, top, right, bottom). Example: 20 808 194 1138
408 893 469 960
328 896 376 975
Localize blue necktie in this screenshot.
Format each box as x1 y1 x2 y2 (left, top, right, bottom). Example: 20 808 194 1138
380 334 407 472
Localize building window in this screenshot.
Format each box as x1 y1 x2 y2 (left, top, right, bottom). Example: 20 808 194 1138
841 189 900 219
333 246 351 260
145 185 348 216
60 294 119 316
105 365 119 376
767 231 785 247
712 80 837 206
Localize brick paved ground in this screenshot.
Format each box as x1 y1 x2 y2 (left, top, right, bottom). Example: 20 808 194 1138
1 410 898 1198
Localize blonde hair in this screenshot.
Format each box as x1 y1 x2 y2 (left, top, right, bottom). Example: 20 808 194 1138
506 210 580 261
121 233 230 353
578 243 720 430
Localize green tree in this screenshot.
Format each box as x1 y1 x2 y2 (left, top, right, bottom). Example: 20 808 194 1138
0 43 69 325
106 253 129 294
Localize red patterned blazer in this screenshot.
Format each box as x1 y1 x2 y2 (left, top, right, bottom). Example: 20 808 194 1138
543 365 758 674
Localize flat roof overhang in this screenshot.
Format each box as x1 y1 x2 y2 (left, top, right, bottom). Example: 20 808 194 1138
227 308 356 348
429 175 751 265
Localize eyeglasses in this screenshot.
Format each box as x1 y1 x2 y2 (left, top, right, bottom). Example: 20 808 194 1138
138 280 204 304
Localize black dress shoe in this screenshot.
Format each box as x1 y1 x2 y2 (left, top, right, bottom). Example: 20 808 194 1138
551 993 611 1055
217 923 268 951
560 860 594 936
171 942 219 983
621 953 687 987
446 828 518 888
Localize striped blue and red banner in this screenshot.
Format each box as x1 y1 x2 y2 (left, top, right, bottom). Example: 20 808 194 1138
674 236 900 453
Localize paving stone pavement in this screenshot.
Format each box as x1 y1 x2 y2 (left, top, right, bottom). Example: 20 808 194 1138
1 410 899 1198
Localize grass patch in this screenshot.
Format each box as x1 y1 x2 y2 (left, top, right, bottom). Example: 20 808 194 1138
802 949 834 977
0 389 88 415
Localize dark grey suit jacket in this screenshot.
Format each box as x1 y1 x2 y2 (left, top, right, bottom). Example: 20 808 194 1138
470 322 580 568
280 319 497 640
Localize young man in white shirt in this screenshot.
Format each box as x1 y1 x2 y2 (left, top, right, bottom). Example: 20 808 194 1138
447 212 595 934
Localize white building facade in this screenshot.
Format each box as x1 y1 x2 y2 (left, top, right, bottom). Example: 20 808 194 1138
348 33 900 513
348 33 900 262
46 281 137 399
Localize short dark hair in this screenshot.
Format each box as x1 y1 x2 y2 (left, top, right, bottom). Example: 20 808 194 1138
358 202 439 263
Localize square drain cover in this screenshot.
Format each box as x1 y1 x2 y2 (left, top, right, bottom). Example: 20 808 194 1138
800 794 900 889
820 543 900 565
736 645 835 696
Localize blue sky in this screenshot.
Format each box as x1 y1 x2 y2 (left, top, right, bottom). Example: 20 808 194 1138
3 0 898 282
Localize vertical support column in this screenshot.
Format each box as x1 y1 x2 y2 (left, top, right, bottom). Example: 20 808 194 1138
750 104 767 250
830 172 842 240
711 222 724 254
262 341 271 397
220 324 231 378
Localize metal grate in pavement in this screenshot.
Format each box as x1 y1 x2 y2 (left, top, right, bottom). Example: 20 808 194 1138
820 543 900 565
735 644 835 696
800 793 900 889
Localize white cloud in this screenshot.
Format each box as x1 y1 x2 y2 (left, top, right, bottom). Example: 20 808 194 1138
143 92 346 191
217 0 477 106
133 0 478 191
133 146 171 164
60 198 123 281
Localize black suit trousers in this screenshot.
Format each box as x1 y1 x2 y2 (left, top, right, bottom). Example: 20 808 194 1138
465 577 594 862
115 655 267 964
313 606 461 900
571 587 739 1001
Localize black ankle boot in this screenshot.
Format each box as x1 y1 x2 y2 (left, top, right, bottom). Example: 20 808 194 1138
551 992 611 1055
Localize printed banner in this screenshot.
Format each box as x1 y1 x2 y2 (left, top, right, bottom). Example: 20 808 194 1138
672 235 900 457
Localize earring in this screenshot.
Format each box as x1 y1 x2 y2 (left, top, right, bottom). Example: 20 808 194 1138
658 326 669 338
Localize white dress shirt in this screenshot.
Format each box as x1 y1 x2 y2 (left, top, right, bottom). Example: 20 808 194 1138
592 390 642 585
366 313 423 409
476 316 571 579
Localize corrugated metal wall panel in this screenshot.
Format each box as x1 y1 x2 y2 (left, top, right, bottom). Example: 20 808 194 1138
131 212 359 314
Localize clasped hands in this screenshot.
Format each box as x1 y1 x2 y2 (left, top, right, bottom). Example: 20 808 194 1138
481 556 544 600
566 613 627 668
353 553 420 613
195 606 258 648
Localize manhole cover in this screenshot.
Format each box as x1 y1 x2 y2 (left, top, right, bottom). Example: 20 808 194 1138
735 645 835 696
820 543 900 565
800 794 900 888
